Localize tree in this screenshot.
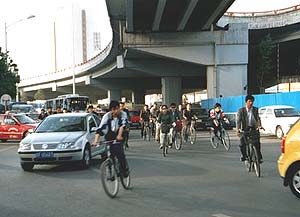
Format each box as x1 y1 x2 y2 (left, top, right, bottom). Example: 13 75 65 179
0 47 19 99
34 89 46 100
257 34 274 93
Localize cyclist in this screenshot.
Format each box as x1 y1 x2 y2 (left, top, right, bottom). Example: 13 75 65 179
92 100 129 177
182 103 195 141
209 103 229 137
119 102 130 148
140 104 151 138
150 103 160 141
236 95 263 163
157 105 174 149
169 103 181 142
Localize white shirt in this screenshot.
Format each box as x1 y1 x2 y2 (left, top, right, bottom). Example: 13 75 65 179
246 107 256 127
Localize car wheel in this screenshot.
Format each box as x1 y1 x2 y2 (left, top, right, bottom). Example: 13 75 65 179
1 139 7 142
276 126 284 139
21 162 34 171
288 164 300 199
81 145 91 169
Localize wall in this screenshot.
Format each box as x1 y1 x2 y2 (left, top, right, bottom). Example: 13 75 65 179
202 91 300 112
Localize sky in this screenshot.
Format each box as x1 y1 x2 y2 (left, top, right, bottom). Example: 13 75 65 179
1 0 300 79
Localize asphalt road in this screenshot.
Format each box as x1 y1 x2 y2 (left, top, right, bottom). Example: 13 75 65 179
0 130 299 217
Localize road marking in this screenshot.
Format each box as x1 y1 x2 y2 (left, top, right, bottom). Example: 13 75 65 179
0 146 16 153
212 214 233 217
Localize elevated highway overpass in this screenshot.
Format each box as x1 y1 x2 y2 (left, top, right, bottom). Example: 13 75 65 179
22 0 300 104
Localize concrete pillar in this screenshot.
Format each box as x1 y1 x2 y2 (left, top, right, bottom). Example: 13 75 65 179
108 89 121 102
161 77 182 106
206 66 217 98
207 65 247 98
131 89 145 105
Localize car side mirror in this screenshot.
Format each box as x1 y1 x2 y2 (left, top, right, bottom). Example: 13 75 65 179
91 127 98 133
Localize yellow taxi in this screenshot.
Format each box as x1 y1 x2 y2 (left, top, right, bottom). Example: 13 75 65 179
278 119 300 198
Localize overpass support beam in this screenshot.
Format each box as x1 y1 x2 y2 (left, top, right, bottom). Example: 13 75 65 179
162 77 182 106
108 89 121 102
207 65 247 98
131 89 145 105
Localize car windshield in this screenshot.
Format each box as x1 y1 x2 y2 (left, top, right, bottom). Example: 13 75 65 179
129 111 139 116
193 109 207 117
35 116 87 132
11 105 33 113
274 108 300 117
14 115 36 124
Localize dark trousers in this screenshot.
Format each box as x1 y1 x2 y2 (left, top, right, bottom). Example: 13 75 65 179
110 143 128 175
240 130 263 160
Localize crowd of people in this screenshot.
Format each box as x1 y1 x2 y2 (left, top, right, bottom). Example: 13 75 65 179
30 94 263 164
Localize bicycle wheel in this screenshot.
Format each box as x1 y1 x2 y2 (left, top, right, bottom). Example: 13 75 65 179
252 146 261 177
182 126 188 143
147 127 151 141
209 129 218 149
246 144 253 172
100 159 119 198
174 131 182 150
190 127 196 144
162 134 168 157
221 129 231 151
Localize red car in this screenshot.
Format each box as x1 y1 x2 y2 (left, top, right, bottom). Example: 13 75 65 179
129 110 141 128
0 113 37 142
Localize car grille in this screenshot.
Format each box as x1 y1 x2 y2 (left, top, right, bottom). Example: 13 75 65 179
33 144 58 150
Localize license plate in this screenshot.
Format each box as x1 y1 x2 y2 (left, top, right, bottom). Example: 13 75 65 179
36 152 54 158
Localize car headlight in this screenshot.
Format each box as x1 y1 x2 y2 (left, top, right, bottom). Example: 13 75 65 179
19 143 31 151
57 142 78 149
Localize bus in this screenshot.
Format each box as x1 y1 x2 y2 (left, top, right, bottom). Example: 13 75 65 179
45 94 90 112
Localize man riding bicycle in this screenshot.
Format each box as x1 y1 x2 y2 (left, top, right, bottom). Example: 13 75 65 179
170 103 181 142
92 100 129 177
140 104 151 138
209 103 229 137
182 103 195 141
119 102 130 148
237 95 263 163
150 103 160 141
157 105 174 149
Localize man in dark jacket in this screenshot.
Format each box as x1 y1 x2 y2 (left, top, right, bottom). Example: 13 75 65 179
236 95 263 163
157 105 174 149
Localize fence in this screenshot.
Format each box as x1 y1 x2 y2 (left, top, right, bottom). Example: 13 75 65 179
201 92 300 112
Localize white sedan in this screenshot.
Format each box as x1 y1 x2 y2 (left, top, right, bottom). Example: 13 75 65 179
259 105 300 139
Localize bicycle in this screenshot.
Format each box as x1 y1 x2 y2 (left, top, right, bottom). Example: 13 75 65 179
182 118 196 144
173 120 183 150
160 124 172 157
209 120 230 151
240 129 261 177
98 140 131 198
142 121 150 141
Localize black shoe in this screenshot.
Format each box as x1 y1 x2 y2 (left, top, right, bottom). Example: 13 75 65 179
240 156 248 162
259 159 263 164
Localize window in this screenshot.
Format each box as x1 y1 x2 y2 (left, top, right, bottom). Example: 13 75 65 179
88 117 96 130
93 32 101 51
5 116 16 125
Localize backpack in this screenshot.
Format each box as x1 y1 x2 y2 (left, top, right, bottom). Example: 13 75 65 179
104 112 123 141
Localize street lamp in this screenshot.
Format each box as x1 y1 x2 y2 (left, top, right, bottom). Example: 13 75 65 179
4 15 35 101
5 15 36 53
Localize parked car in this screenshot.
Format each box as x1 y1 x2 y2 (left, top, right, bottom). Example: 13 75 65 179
259 105 300 139
0 113 37 142
224 112 237 129
18 113 105 171
193 108 209 130
278 119 300 198
129 110 141 128
11 104 34 114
